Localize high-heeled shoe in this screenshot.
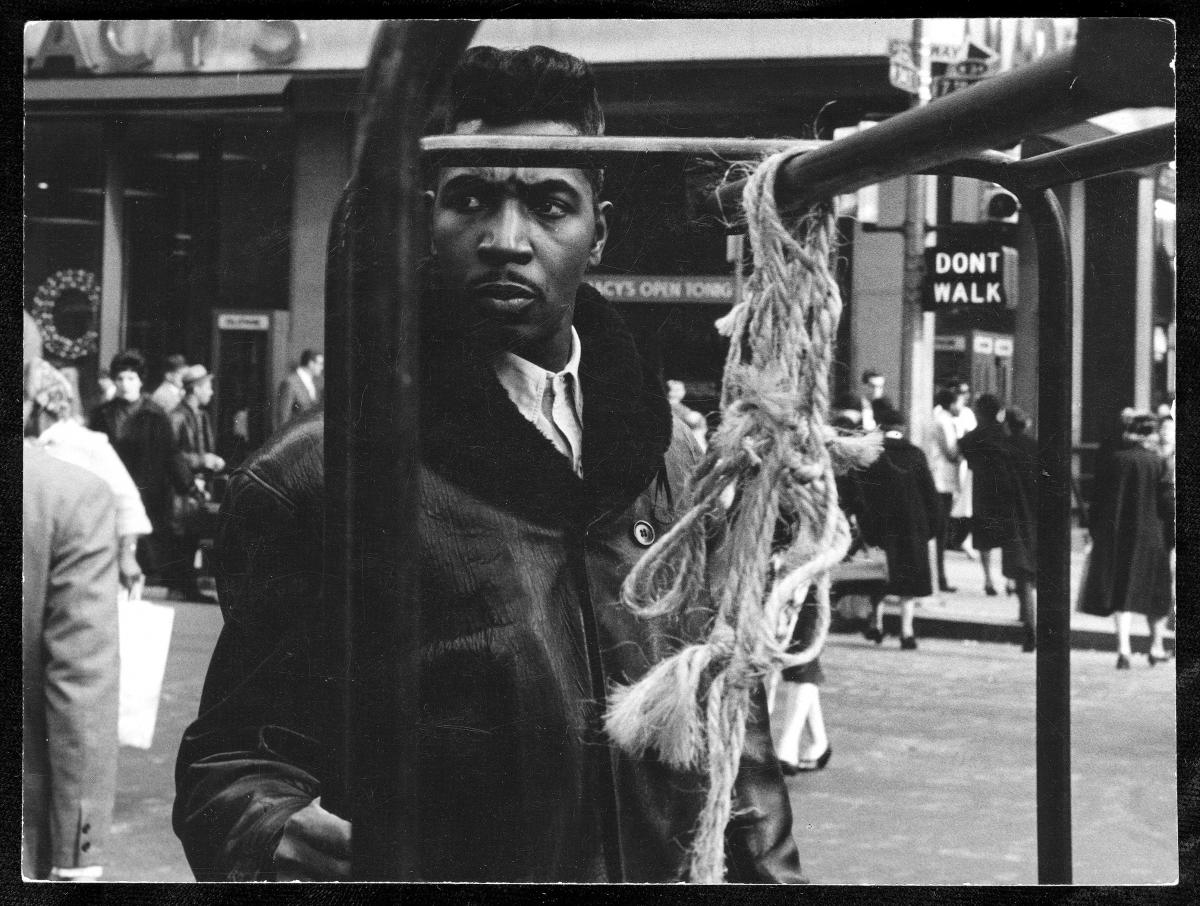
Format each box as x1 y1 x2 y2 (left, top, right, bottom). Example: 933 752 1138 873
778 759 801 776
900 635 918 651
984 584 998 597
1148 650 1172 666
863 627 884 645
794 745 833 772
1116 654 1132 670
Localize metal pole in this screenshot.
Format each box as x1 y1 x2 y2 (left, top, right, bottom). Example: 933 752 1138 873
898 17 932 440
1022 186 1074 884
705 18 1173 222
324 19 477 880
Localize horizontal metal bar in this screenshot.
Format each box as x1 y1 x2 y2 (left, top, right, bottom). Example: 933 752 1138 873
420 134 822 167
705 18 1173 221
1007 122 1175 190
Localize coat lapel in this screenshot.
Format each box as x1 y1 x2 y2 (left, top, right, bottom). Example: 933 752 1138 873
421 284 672 526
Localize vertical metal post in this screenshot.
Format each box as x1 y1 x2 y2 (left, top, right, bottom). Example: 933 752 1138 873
323 19 476 881
899 18 933 437
1023 186 1073 884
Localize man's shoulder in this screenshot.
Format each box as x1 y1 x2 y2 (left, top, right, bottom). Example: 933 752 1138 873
234 410 325 503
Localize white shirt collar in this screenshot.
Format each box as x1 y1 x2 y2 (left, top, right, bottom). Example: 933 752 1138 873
297 367 316 400
491 327 584 475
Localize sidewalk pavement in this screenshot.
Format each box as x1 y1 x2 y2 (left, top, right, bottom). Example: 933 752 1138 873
839 528 1176 654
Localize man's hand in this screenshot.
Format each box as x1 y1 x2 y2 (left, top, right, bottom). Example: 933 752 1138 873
202 452 226 473
273 797 352 881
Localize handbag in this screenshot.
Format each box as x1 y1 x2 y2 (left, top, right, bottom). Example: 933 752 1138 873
830 542 889 585
117 579 176 749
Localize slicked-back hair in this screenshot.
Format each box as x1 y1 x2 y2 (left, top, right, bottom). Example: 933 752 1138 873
300 349 321 368
433 45 605 198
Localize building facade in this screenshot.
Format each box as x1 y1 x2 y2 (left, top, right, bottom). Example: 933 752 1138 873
24 19 1173 478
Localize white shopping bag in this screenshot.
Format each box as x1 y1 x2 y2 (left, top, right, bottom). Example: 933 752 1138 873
118 580 176 749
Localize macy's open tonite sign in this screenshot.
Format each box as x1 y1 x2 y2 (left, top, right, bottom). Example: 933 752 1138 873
922 242 1019 310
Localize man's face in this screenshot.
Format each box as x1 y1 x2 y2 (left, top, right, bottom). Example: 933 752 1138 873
194 379 214 407
864 376 885 400
429 120 609 370
114 369 142 402
308 355 325 378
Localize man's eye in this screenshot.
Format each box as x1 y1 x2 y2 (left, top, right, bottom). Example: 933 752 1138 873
450 193 485 212
531 198 570 217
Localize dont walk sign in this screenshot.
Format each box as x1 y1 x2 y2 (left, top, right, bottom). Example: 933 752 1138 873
922 240 1018 310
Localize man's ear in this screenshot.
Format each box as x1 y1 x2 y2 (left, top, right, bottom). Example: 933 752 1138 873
424 189 437 256
589 200 613 268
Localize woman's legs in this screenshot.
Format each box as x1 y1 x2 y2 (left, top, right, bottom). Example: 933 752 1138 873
1114 610 1134 658
1017 578 1037 651
980 547 998 594
773 680 816 765
899 598 918 649
796 685 829 762
1148 614 1169 658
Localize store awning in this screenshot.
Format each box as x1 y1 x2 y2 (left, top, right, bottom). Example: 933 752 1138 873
24 72 293 112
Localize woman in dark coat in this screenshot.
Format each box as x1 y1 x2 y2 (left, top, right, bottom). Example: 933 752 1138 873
89 349 193 585
1078 413 1174 669
958 393 1010 597
856 404 943 649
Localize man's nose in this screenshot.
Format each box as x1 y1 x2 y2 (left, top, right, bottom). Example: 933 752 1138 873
478 201 533 265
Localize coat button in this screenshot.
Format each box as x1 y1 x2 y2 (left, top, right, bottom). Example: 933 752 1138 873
82 823 91 834
632 520 656 546
81 842 91 852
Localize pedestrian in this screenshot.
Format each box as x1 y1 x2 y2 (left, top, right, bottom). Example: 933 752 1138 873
274 349 324 430
89 349 193 589
174 44 803 883
168 365 226 601
946 379 977 556
22 442 120 881
858 368 886 430
23 356 151 592
1077 412 1173 669
150 353 189 414
772 599 832 774
998 407 1038 651
925 386 962 593
958 393 1008 596
856 405 943 649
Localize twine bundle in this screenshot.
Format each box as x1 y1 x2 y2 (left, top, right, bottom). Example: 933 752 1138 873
603 150 881 883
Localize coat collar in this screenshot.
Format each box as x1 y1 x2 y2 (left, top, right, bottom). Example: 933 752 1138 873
421 283 672 526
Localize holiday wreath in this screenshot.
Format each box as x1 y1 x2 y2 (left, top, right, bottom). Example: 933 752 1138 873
30 268 101 361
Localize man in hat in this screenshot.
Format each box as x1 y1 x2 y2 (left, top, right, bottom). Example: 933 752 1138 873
175 44 803 883
168 365 225 600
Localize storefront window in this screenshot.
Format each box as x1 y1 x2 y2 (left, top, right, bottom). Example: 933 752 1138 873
24 120 106 406
122 115 293 378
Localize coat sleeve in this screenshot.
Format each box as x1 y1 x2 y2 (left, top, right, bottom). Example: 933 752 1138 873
171 409 206 472
43 476 120 870
173 467 330 880
723 683 808 883
274 379 298 431
160 411 195 494
913 448 944 540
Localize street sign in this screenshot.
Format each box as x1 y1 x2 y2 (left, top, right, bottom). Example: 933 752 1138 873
923 240 1018 310
889 58 920 94
888 38 962 63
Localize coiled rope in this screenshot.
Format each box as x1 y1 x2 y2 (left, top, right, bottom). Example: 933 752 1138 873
604 149 880 883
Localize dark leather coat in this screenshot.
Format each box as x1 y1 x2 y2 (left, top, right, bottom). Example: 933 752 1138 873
173 288 804 882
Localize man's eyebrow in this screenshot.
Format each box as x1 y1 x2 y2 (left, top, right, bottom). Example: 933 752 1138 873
440 171 584 199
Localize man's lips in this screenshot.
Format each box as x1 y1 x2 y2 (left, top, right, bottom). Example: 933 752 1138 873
468 280 541 316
